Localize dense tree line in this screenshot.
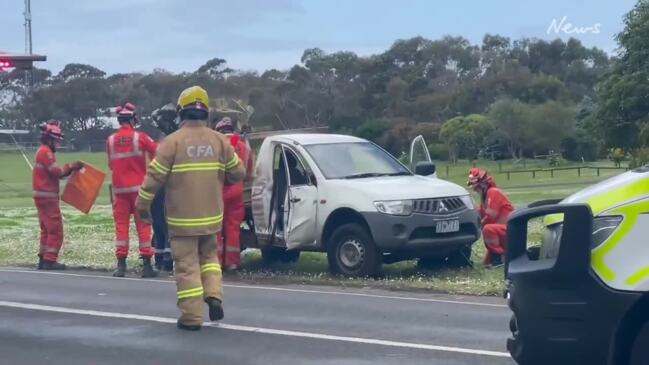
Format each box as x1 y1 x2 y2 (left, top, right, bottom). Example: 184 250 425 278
3 0 649 163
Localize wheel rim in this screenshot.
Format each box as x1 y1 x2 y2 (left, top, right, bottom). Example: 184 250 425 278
339 238 365 269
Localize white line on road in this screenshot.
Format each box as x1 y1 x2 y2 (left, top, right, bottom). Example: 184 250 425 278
0 268 507 308
0 300 511 358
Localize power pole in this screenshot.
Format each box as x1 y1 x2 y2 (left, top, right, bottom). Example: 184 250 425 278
24 0 33 88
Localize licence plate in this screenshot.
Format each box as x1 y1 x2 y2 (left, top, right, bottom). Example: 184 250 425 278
436 220 459 233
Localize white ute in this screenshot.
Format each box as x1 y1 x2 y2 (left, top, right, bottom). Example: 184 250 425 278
240 133 481 276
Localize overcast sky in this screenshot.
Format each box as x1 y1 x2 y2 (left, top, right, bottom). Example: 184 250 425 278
0 0 638 75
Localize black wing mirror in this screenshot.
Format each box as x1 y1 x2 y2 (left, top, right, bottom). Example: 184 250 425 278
414 162 436 176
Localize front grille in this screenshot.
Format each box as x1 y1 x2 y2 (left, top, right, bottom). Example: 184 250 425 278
413 197 466 215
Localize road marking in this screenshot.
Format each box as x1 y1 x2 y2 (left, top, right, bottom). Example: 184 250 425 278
0 300 511 358
0 268 507 308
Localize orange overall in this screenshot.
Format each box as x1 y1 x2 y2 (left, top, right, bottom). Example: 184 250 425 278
479 187 513 265
107 125 158 258
218 133 254 267
33 144 72 262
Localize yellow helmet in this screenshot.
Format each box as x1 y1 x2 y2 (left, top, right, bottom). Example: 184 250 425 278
177 86 209 111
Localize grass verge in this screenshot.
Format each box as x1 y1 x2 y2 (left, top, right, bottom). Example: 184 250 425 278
0 205 513 296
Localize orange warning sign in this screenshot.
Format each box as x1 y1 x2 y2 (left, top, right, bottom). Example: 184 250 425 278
61 162 106 214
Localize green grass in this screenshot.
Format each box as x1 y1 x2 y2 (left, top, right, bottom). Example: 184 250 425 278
0 205 506 295
0 152 625 296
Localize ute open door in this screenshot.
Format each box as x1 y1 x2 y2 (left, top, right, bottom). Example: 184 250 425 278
281 145 318 250
409 135 436 177
251 139 317 249
251 139 281 245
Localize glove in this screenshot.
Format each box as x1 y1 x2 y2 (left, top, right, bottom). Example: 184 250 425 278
136 197 153 224
71 161 84 171
138 207 153 225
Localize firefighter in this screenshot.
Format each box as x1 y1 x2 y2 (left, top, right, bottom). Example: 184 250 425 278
33 121 83 270
136 86 245 331
467 168 513 268
150 103 179 273
214 117 255 270
107 102 159 278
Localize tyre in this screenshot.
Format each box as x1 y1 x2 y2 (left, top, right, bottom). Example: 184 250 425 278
261 246 301 264
630 321 649 365
327 223 381 277
446 245 473 268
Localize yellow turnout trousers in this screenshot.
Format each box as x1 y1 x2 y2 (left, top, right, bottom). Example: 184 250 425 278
171 235 223 326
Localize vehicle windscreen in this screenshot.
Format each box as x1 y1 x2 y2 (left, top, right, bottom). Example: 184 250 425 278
304 142 411 179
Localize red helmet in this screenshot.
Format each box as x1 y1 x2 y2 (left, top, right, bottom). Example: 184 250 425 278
116 102 137 123
467 168 493 188
40 122 63 140
214 117 234 133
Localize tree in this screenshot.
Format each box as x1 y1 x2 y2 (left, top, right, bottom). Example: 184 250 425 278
594 0 649 148
57 63 106 82
196 58 233 78
439 114 492 163
487 98 530 159
525 101 576 153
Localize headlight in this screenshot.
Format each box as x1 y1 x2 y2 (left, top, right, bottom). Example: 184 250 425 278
459 195 474 210
591 216 623 249
540 216 622 259
374 200 413 216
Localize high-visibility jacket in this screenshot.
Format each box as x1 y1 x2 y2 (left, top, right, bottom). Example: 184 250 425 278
137 121 246 237
106 125 158 194
225 133 255 184
32 144 72 199
479 187 513 225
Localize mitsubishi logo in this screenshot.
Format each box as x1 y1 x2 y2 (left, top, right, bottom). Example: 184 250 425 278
437 201 449 213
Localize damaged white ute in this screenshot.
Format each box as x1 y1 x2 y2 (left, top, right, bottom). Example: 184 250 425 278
240 133 481 277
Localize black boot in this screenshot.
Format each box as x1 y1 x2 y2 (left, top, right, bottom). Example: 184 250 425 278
141 257 158 278
37 255 44 270
113 258 126 277
206 297 224 321
176 319 201 331
162 253 173 273
154 253 163 271
42 260 66 270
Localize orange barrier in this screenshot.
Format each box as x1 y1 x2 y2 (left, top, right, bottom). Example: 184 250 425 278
61 162 106 214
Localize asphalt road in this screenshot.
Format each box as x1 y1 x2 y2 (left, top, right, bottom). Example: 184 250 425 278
0 268 515 365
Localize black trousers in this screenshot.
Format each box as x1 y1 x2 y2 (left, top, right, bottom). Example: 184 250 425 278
151 189 171 270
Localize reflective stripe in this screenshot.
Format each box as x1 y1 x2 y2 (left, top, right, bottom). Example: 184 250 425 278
167 214 223 227
138 189 154 201
172 162 224 173
108 132 142 161
225 246 241 253
33 191 59 198
150 159 170 174
177 287 204 299
112 186 141 194
201 263 222 274
625 267 649 286
225 155 240 169
34 163 46 169
484 238 500 245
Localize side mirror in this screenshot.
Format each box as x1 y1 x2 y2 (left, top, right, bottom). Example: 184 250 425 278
527 199 564 208
414 161 436 176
